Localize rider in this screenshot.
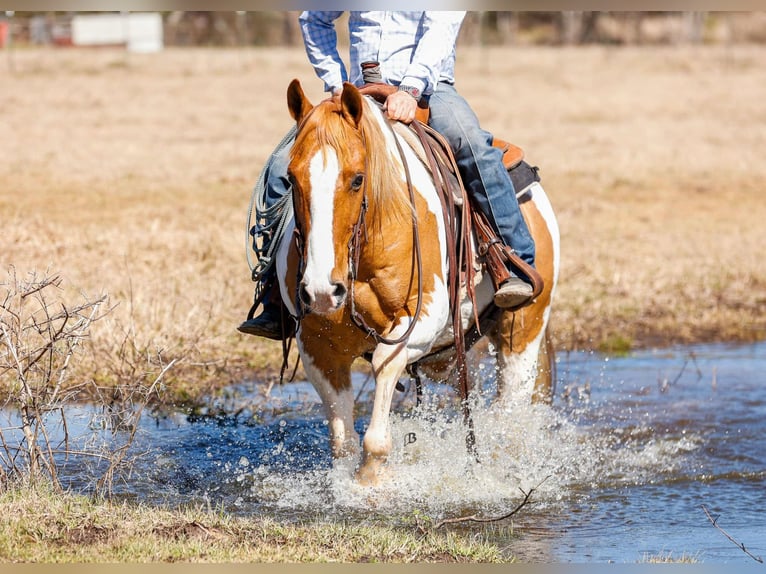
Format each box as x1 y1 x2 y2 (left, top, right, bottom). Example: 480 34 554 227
239 11 537 339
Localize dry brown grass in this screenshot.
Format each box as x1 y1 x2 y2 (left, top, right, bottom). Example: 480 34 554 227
2 45 765 400
0 485 504 562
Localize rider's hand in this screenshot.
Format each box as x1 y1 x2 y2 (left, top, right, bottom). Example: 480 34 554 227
383 90 418 124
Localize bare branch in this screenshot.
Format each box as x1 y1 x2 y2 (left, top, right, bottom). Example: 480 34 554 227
701 504 764 563
19 274 61 300
95 356 177 496
1 268 183 493
433 476 549 529
51 296 106 404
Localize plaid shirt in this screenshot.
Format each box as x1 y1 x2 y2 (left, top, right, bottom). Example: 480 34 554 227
299 11 465 98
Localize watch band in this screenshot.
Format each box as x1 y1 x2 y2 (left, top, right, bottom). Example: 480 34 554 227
397 84 422 102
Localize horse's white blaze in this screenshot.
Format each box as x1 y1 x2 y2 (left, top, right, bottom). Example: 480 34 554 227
302 147 341 311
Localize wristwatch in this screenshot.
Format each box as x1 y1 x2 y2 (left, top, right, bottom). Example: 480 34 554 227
397 84 422 102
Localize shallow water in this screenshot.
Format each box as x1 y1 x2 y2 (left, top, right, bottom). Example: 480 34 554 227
5 341 765 563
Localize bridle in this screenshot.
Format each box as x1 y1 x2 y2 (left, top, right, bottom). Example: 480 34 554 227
291 98 426 347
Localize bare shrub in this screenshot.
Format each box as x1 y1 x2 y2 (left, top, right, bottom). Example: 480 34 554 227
0 268 106 489
0 267 175 495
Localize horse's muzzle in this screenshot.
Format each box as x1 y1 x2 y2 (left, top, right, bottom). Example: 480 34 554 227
299 280 347 314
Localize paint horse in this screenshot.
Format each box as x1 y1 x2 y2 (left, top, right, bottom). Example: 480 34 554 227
275 79 560 485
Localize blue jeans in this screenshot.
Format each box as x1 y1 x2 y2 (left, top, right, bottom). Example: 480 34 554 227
428 82 536 268
251 140 293 309
263 139 293 211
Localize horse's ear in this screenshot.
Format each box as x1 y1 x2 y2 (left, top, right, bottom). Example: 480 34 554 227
287 79 313 124
340 82 364 128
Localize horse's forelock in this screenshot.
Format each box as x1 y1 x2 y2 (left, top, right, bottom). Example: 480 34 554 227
290 102 349 169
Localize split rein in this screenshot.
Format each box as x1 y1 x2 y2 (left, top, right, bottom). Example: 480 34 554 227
347 110 426 346
290 96 479 459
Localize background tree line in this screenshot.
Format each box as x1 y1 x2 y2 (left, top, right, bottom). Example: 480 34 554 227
5 11 766 48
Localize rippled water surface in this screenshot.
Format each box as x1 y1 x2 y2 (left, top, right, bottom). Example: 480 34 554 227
15 342 766 563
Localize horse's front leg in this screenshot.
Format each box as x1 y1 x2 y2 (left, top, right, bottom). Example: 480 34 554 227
300 346 360 462
356 340 408 486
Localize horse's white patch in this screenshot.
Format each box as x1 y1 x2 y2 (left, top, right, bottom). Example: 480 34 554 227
496 320 547 400
529 182 560 289
302 147 340 303
394 274 451 362
496 182 559 401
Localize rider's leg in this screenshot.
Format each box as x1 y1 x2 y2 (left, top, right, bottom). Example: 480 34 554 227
239 141 293 339
428 82 536 308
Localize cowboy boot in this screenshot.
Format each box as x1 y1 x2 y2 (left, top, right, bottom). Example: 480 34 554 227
472 208 537 310
238 278 295 340
494 276 533 309
237 302 287 340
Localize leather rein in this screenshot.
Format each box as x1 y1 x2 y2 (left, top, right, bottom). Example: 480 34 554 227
290 86 479 457
346 106 426 347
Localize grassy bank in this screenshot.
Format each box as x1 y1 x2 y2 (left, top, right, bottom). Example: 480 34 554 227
0 485 505 562
2 46 765 403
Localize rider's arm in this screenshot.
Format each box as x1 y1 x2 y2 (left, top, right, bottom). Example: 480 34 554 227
299 11 347 95
399 11 466 99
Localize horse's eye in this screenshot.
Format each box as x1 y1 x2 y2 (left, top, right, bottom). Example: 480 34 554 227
351 173 364 191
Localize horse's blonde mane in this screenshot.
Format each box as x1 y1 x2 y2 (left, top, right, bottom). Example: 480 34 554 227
291 96 414 233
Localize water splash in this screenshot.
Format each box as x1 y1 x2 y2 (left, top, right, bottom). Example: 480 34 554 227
223 377 702 521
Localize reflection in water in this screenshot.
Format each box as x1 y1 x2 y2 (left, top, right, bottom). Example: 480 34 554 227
3 342 764 562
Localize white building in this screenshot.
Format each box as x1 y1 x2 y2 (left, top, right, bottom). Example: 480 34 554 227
71 12 163 53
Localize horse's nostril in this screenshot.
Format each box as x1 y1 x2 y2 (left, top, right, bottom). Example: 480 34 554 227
299 283 311 306
332 282 347 300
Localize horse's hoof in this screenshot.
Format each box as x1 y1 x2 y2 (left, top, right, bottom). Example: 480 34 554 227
355 458 387 486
